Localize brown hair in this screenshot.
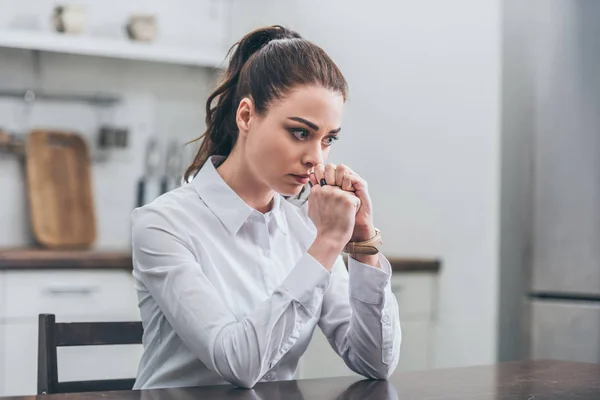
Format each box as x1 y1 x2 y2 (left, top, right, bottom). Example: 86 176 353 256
183 25 348 182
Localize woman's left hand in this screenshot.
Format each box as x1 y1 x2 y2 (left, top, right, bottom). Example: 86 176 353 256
310 163 376 242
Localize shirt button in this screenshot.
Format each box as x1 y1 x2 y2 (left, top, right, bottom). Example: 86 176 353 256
262 249 271 257
264 372 275 381
382 315 390 324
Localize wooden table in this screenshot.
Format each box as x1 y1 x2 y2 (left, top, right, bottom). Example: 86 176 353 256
1 360 599 399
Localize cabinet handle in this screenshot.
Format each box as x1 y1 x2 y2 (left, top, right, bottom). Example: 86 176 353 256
44 286 98 296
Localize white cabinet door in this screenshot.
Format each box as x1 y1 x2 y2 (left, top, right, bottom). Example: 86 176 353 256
390 273 435 319
0 271 5 393
397 319 430 371
391 274 433 372
0 320 4 395
1 321 37 396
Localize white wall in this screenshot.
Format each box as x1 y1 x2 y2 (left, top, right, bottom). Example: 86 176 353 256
230 0 501 368
0 0 230 249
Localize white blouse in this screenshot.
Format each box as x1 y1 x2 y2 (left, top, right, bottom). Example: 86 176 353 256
131 156 401 389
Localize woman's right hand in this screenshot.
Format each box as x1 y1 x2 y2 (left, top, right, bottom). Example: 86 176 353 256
307 183 360 271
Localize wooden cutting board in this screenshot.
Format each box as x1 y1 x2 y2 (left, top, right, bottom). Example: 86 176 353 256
26 130 96 248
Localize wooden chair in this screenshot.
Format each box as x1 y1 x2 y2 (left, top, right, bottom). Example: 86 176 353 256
37 313 143 395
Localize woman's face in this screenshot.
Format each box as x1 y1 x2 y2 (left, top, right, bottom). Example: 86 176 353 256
239 85 345 196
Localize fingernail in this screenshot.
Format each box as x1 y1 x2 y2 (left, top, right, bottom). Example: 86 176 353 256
320 179 326 186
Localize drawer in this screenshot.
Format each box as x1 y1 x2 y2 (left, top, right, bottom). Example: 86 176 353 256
391 273 436 319
4 270 139 321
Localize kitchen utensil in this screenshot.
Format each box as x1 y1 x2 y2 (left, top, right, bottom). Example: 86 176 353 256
0 129 25 155
136 138 162 208
52 4 87 34
126 14 158 42
26 130 96 248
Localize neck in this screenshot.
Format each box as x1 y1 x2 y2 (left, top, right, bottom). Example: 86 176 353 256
216 149 275 214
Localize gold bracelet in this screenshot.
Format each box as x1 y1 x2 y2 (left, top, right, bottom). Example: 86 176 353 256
343 228 382 255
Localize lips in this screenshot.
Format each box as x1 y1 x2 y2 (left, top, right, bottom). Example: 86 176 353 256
290 174 310 184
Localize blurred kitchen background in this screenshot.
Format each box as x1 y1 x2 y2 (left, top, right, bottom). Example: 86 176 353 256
0 0 599 396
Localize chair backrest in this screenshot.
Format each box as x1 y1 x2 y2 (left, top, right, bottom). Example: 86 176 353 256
38 313 143 395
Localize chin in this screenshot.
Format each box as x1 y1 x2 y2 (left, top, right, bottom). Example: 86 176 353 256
273 182 305 197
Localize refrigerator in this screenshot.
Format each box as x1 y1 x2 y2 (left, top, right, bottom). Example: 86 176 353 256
526 0 600 364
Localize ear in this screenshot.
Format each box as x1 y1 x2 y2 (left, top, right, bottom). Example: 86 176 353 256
236 97 254 138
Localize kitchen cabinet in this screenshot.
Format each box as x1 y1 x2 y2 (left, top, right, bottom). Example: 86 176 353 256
0 269 141 397
297 271 438 379
0 270 4 393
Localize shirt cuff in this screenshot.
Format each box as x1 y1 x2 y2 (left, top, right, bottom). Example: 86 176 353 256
281 252 331 316
348 254 392 305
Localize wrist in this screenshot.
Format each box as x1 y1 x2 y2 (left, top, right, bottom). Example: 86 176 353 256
308 234 345 271
351 224 376 242
351 254 380 268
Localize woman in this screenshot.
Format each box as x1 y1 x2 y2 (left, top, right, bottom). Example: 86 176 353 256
131 25 401 390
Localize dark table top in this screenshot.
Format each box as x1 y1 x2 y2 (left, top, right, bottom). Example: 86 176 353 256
3 360 599 400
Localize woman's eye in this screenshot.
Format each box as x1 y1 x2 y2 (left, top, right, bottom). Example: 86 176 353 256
323 136 339 147
291 129 310 140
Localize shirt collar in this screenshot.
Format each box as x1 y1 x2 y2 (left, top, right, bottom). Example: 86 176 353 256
192 156 288 236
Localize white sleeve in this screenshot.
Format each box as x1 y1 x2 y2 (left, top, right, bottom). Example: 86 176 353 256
317 255 401 379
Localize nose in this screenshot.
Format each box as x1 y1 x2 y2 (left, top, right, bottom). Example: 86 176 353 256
301 142 324 169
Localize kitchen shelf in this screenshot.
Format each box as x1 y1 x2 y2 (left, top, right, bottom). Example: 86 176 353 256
0 88 120 105
0 29 226 68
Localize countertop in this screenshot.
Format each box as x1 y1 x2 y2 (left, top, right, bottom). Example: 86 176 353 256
0 248 133 269
1 360 598 399
0 248 440 273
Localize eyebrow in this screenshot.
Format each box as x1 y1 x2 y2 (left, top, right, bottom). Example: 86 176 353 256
288 117 341 134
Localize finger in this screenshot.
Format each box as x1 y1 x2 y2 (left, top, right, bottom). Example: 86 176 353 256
314 164 325 186
324 163 337 186
342 173 354 191
337 166 365 190
309 172 318 187
346 173 368 193
354 196 362 212
335 164 349 187
344 192 361 213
